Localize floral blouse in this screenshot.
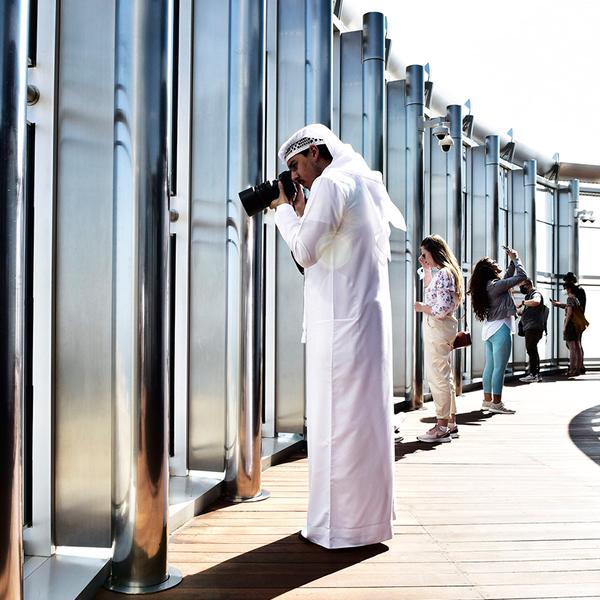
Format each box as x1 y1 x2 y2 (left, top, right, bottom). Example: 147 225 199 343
424 268 458 318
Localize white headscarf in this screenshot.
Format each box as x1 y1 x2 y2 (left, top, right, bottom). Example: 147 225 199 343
278 124 406 231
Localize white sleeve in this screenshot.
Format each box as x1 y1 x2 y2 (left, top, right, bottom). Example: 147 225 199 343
273 176 345 269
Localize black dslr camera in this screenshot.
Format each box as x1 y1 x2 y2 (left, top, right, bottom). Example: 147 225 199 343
239 170 296 217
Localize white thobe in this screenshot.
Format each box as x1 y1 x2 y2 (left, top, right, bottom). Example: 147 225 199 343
274 167 396 549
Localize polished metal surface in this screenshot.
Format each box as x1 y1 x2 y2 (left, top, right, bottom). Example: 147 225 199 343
524 159 538 282
386 79 410 396
469 145 487 377
0 1 28 597
188 1 228 470
109 0 177 591
54 0 114 548
107 566 182 595
406 65 425 407
447 105 463 396
485 136 501 259
275 0 307 436
306 0 332 125
340 30 362 152
361 12 385 171
223 0 267 501
567 179 580 275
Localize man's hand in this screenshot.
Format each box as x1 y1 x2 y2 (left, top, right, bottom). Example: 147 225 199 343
293 185 306 217
506 247 519 261
270 181 293 210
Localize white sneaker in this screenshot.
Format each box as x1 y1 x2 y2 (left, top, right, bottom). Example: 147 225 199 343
519 374 537 383
417 425 452 443
481 400 492 411
488 402 515 415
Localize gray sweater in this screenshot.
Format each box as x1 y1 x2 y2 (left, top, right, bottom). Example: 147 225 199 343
486 258 528 321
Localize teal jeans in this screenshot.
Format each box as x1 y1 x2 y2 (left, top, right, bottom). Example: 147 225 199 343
482 324 512 395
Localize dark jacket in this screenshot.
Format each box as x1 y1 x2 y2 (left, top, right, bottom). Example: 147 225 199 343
521 288 546 333
486 258 528 322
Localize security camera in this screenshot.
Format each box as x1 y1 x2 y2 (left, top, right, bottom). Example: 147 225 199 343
432 124 450 140
438 134 454 153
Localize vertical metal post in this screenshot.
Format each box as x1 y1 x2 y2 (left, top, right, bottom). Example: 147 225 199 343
447 104 463 396
108 0 181 593
524 159 537 283
485 135 500 258
306 0 332 126
0 1 28 598
361 12 385 171
568 179 580 275
406 64 425 408
224 0 269 502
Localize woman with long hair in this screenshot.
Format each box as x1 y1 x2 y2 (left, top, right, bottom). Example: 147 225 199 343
414 235 464 443
560 282 584 376
468 247 527 414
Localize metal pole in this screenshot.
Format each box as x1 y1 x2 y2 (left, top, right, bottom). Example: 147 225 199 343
524 159 537 284
306 0 332 126
569 178 580 275
406 64 424 408
0 1 28 598
224 0 269 502
361 11 385 171
447 104 463 396
485 135 500 258
108 0 181 592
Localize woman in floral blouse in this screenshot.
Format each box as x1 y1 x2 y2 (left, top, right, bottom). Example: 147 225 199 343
414 235 464 443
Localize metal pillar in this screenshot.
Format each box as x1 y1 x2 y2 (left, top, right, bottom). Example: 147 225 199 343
306 0 332 126
524 159 537 283
108 0 181 592
224 0 269 503
447 104 463 396
406 64 425 408
485 135 500 258
568 179 580 275
361 12 385 171
0 1 28 598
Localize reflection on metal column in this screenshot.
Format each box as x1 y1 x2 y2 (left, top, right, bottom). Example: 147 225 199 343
108 0 181 592
386 79 410 396
485 135 500 259
306 0 332 125
406 65 425 408
224 0 268 502
447 105 463 396
0 1 28 597
524 160 537 282
362 12 385 171
568 179 580 275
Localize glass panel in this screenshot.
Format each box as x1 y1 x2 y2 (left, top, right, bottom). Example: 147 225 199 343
535 186 554 224
536 222 553 274
579 227 600 276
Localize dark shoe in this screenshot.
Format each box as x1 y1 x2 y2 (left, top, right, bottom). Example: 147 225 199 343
447 424 459 438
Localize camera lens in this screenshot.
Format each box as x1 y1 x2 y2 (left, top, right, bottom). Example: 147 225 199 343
238 170 296 217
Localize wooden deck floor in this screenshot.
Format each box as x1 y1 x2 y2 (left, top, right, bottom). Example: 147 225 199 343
96 374 600 599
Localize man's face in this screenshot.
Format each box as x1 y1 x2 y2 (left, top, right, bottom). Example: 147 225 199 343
287 146 323 190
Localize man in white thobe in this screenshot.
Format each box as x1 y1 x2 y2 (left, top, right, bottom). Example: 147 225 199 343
270 124 406 549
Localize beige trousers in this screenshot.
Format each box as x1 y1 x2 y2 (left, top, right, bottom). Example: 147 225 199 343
423 313 457 420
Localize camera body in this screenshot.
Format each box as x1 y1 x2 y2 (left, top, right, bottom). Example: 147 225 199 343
439 135 453 152
239 170 296 217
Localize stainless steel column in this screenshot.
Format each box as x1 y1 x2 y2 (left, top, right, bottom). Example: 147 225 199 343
306 0 332 125
568 179 580 275
447 104 463 396
361 12 385 171
406 65 425 408
224 0 268 502
485 135 500 259
108 0 181 592
0 1 28 598
524 159 537 282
